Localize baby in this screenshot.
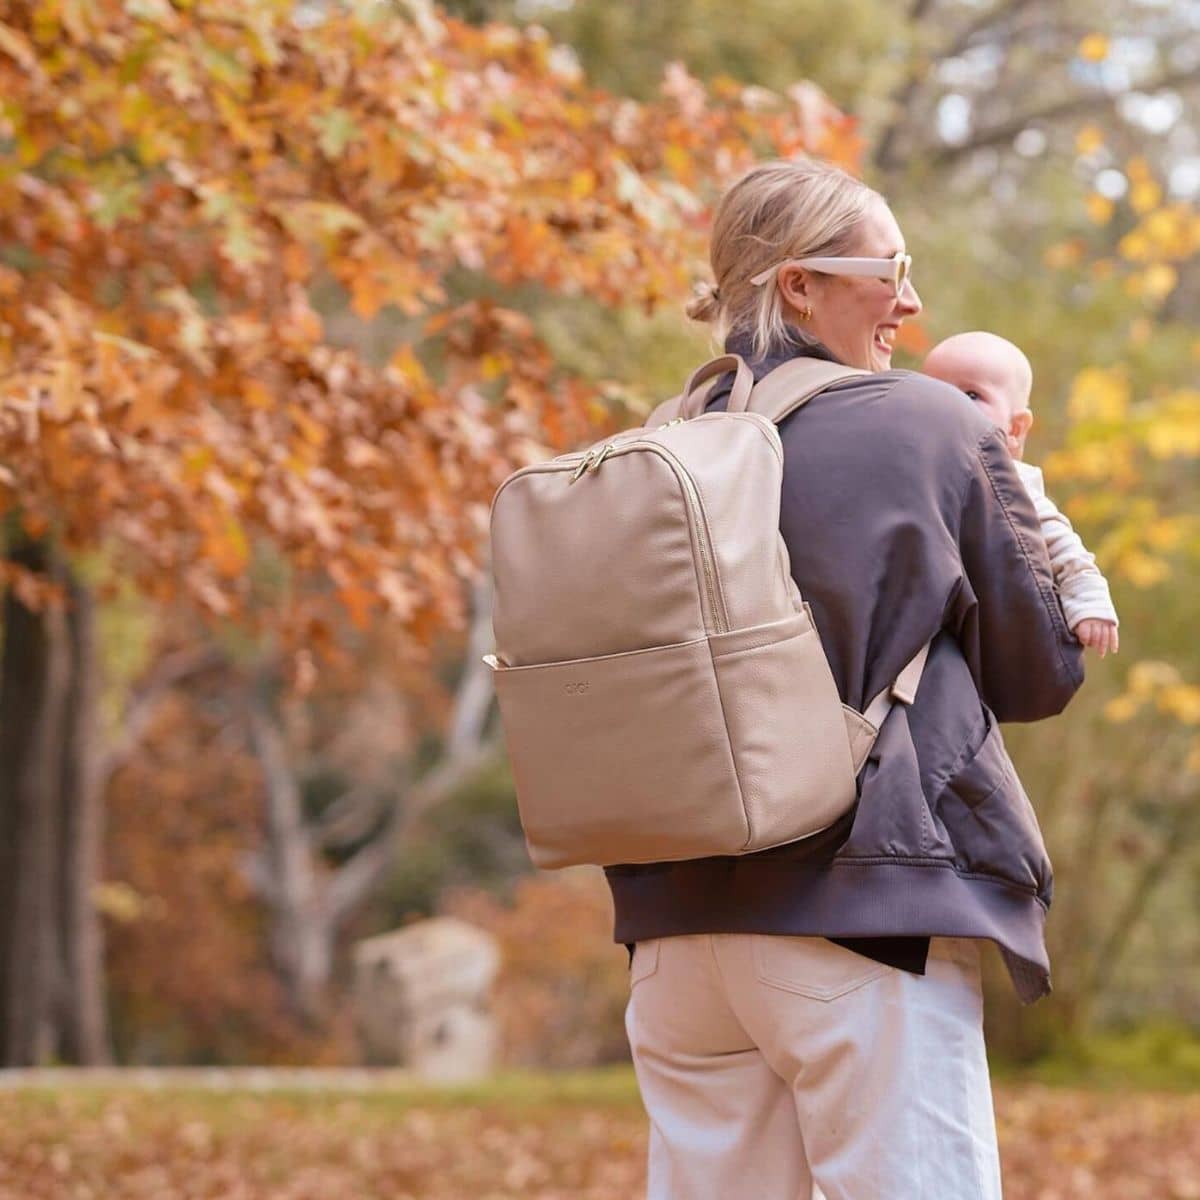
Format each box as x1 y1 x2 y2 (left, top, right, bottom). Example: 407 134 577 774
922 331 1119 657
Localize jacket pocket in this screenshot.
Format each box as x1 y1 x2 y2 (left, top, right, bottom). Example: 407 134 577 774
752 935 890 1001
934 710 1052 897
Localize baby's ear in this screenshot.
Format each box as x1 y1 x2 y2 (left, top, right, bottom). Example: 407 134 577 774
1012 409 1034 437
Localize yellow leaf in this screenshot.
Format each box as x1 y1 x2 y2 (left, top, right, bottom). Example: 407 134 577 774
1129 660 1181 695
480 352 510 381
350 270 383 319
664 144 691 182
1086 193 1114 225
1103 694 1141 723
182 446 214 478
242 379 274 409
1121 551 1171 589
1126 156 1152 182
1142 263 1177 301
389 344 428 386
288 403 327 448
569 169 596 199
1078 33 1109 61
1144 208 1190 255
1075 125 1105 155
1130 178 1162 214
204 515 250 578
1144 519 1184 551
92 882 156 925
1068 367 1129 423
1157 685 1200 725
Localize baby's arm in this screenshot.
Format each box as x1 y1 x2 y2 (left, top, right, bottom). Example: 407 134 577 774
1013 462 1119 652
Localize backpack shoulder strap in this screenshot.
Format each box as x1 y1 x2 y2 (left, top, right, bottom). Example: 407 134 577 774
861 639 933 735
742 355 932 738
644 353 755 429
681 354 754 417
738 357 870 425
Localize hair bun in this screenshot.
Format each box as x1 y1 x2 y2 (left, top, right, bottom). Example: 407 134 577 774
685 279 722 323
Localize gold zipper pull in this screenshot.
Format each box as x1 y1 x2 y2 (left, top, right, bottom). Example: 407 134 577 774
570 448 597 483
586 442 615 473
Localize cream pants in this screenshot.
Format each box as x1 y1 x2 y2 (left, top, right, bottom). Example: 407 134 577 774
625 933 1003 1199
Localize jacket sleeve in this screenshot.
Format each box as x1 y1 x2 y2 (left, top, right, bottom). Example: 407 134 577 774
947 428 1086 722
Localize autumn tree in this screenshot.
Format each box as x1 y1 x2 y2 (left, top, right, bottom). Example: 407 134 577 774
0 0 859 1053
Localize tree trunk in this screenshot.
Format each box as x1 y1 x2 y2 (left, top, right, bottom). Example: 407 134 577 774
0 537 69 1065
246 685 331 1027
55 572 111 1064
241 580 501 1027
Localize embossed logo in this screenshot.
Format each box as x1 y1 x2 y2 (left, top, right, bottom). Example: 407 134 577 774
564 681 589 695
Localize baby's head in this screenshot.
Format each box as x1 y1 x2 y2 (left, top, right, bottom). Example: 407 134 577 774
921 331 1034 459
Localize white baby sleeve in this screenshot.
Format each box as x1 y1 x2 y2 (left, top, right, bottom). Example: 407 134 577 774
1014 460 1119 631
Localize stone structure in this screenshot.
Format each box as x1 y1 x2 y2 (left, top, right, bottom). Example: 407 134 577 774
351 917 501 1082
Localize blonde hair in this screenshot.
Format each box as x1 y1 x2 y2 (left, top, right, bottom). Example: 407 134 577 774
685 157 881 360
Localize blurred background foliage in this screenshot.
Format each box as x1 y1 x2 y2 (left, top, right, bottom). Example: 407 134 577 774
0 0 1197 1072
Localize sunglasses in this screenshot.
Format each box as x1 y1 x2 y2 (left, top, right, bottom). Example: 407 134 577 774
749 250 913 298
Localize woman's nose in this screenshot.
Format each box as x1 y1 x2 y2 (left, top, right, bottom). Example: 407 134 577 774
899 277 922 316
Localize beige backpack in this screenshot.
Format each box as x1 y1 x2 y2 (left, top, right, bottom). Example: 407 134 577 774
483 353 930 869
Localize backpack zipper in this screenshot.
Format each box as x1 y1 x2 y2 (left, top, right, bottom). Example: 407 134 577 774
635 441 729 634
494 439 730 634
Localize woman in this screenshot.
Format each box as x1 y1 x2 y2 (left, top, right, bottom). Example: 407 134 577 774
605 158 1085 1199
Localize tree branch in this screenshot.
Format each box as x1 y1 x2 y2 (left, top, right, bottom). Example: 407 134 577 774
324 733 501 931
931 63 1200 168
96 645 227 785
308 783 386 852
324 579 501 931
1081 786 1200 1010
872 0 1041 174
245 686 317 917
446 576 496 757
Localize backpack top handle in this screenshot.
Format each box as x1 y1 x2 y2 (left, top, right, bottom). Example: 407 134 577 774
679 354 754 419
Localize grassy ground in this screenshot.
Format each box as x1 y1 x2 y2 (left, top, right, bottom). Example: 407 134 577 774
1 1069 1197 1199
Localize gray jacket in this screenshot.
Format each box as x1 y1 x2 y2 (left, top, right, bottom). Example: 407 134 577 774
603 331 1086 1003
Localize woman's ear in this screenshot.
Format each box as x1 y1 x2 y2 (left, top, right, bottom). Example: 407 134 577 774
776 264 812 309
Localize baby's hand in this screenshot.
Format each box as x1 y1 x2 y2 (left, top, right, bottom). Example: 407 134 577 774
1073 618 1119 657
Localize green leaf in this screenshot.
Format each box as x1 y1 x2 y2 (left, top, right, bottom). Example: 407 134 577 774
93 178 143 230
312 108 360 161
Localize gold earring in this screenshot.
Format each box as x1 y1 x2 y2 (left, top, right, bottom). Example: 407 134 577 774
798 305 813 321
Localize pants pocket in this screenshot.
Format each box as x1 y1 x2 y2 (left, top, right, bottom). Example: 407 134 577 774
752 934 890 1002
630 938 661 988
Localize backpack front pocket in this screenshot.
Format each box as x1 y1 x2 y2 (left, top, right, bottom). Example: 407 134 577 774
490 637 744 868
